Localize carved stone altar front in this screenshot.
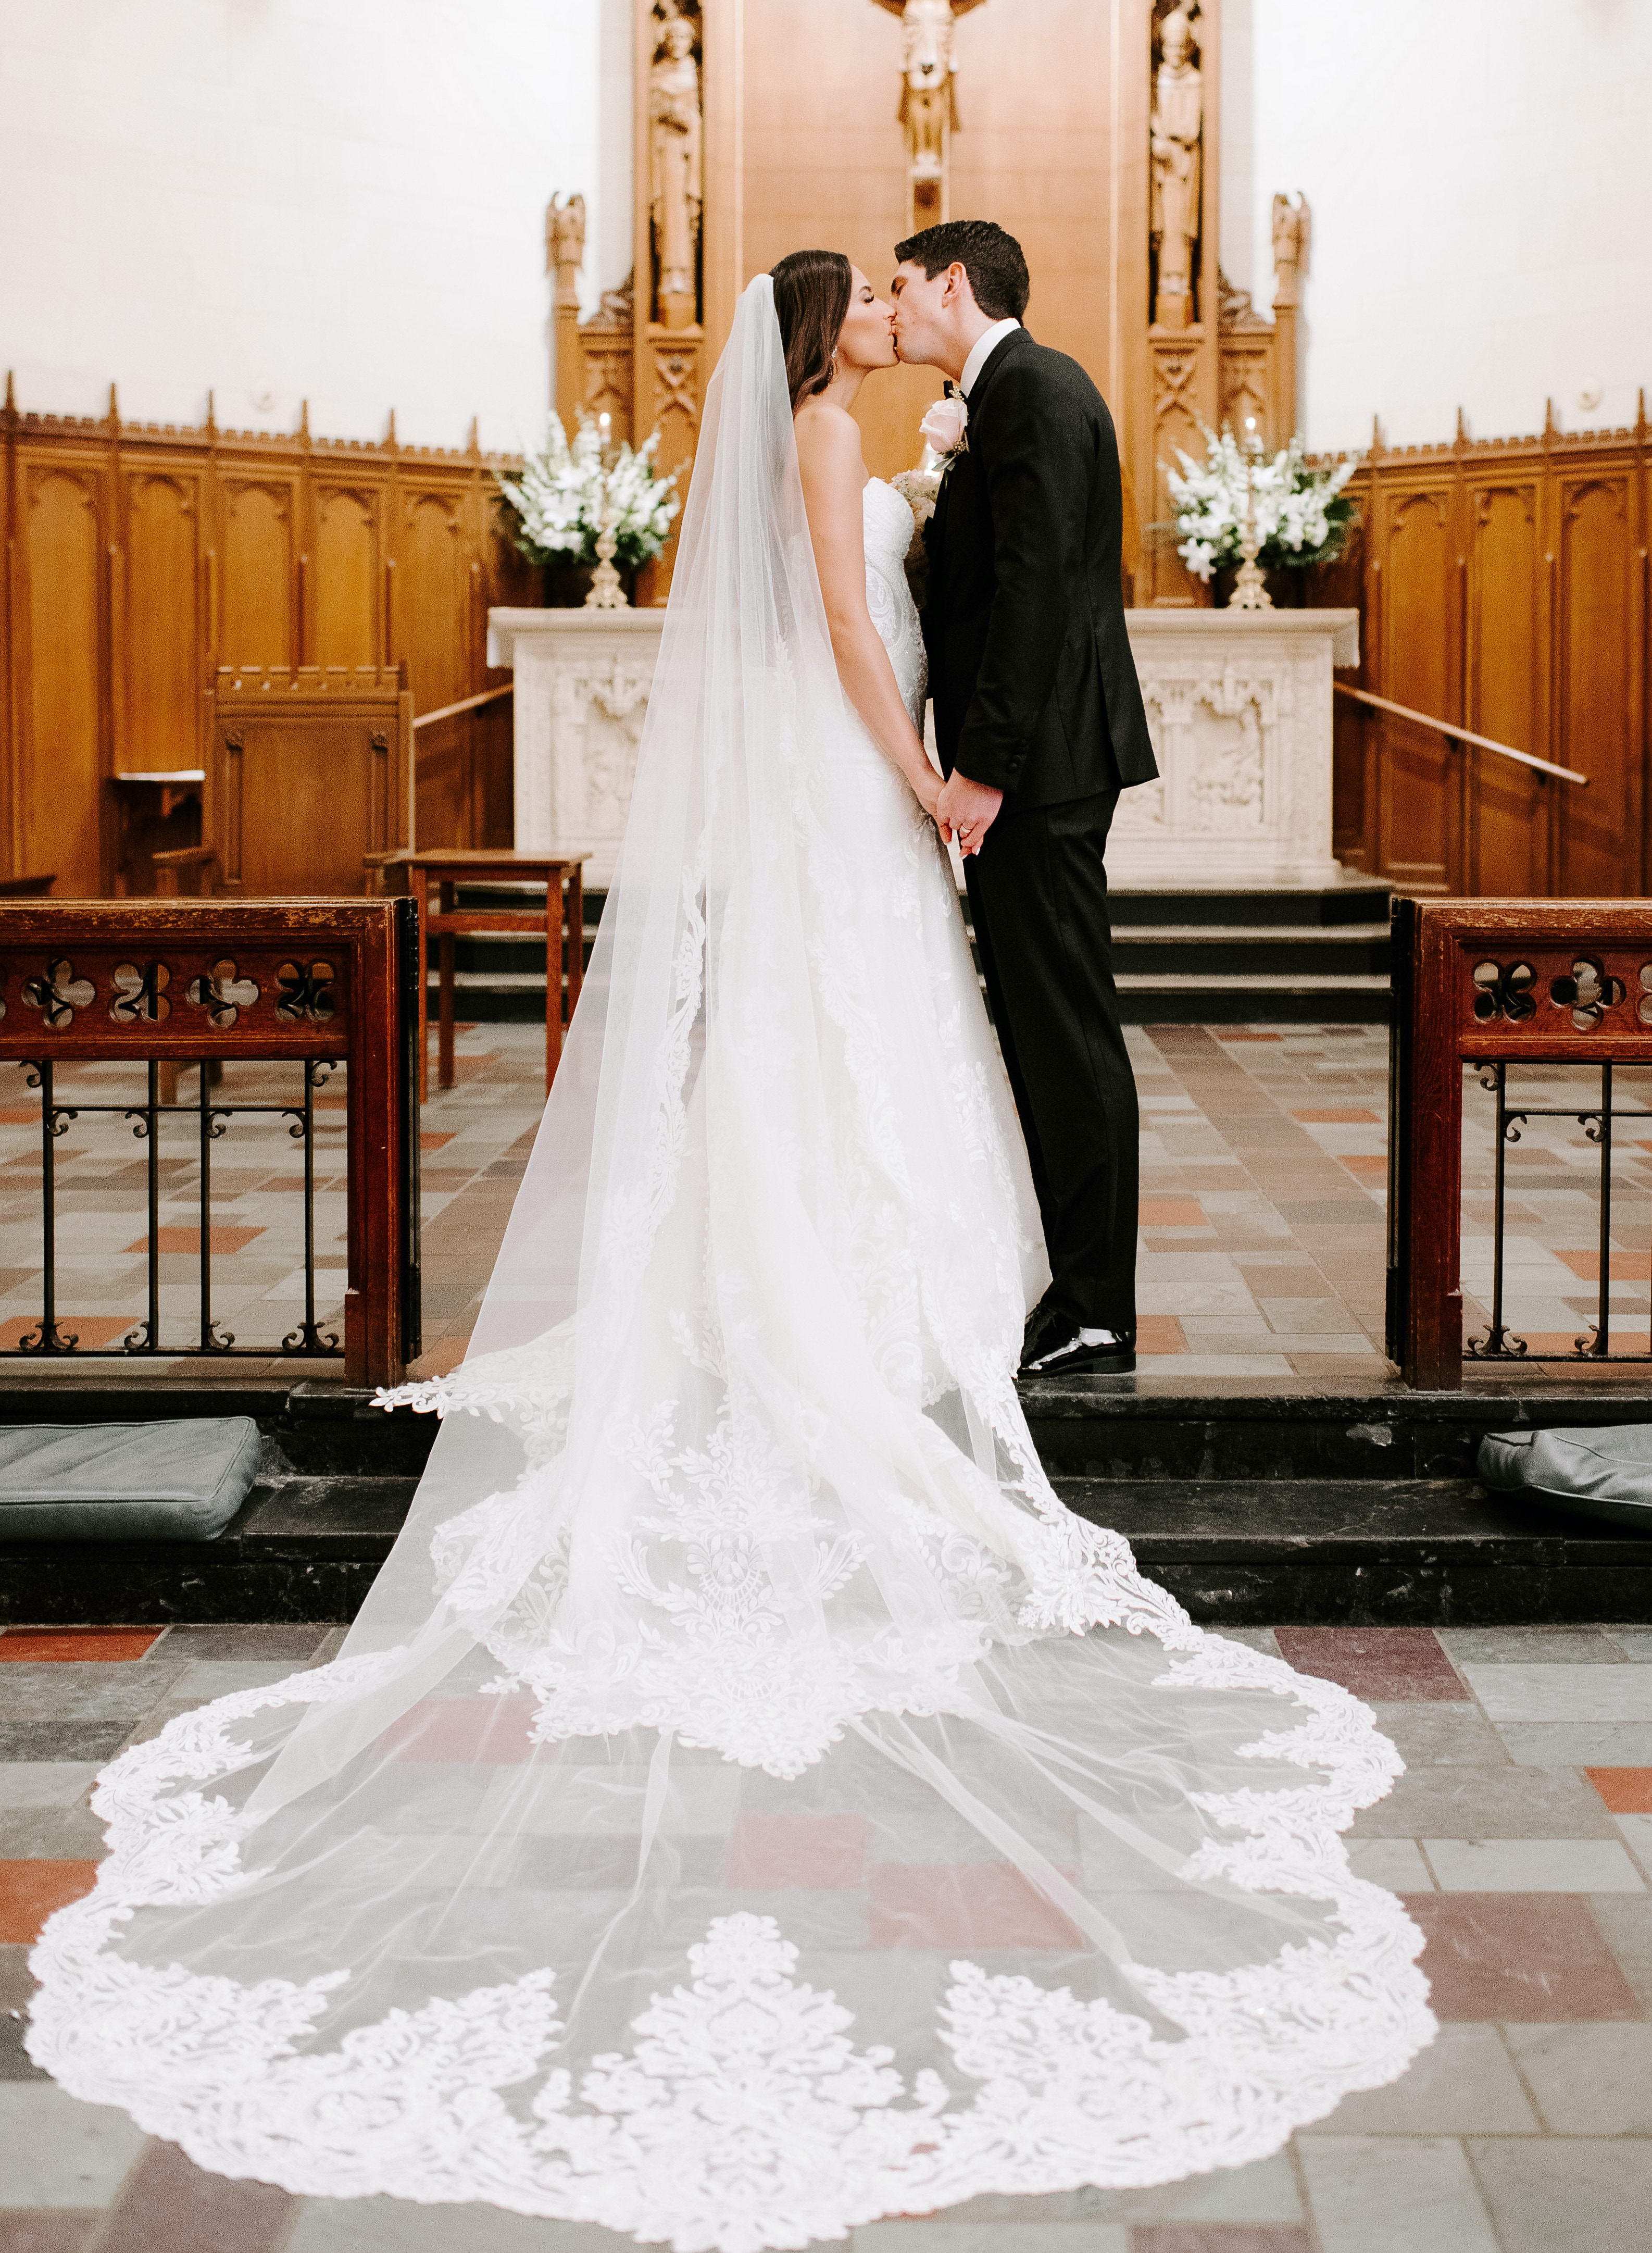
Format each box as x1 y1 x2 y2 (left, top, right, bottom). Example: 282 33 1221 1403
492 606 1359 889
1115 610 1357 884
489 613 658 883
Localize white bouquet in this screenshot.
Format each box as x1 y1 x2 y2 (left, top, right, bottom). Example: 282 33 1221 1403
497 414 680 574
1165 425 1358 584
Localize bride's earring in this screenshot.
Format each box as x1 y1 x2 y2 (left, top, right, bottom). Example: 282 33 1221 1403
829 353 839 384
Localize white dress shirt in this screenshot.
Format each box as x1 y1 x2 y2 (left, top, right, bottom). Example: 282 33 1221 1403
958 317 1022 399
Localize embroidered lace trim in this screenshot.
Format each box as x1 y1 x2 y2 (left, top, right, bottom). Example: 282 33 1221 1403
29 1638 1432 2251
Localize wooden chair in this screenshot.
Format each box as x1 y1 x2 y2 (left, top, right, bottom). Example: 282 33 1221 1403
366 848 588 1099
201 666 412 897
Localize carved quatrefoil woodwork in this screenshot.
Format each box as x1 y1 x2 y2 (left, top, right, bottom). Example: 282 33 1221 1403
1469 955 1649 1033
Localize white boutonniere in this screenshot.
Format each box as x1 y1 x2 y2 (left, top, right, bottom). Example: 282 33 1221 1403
919 387 968 462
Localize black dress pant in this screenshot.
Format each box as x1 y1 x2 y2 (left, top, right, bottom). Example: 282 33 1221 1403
963 788 1138 1334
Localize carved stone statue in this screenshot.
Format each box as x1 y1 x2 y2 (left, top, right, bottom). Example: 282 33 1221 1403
902 0 956 194
1271 192 1311 310
546 193 586 312
875 1 984 228
649 11 702 327
1150 7 1203 329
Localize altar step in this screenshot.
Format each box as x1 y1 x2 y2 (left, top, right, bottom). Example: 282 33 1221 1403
436 876 1396 1027
5 1381 1648 1627
1107 879 1394 1023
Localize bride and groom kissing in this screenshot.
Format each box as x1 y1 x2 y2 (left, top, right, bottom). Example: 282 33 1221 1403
780 217 1158 1380
32 218 1435 2223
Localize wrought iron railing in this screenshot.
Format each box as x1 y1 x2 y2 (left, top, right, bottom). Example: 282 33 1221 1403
1390 899 1652 1388
1466 1059 1652 1366
0 900 419 1385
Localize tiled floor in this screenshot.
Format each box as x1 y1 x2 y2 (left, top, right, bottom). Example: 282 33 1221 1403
1 1620 1649 2250
4 1021 1650 1395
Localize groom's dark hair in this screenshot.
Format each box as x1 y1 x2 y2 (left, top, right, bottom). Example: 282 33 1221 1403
893 220 1029 322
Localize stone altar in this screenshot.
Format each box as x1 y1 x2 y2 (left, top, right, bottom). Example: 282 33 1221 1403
490 606 1359 889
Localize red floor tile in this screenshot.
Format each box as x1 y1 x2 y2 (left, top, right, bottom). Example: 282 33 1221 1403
870 1862 1085 1950
120 1226 266 1255
1291 1107 1381 1124
384 1698 536 1763
1519 1331 1652 1356
1403 1892 1644 2022
1338 1153 1390 1176
1587 1766 1652 1813
0 1317 132 1350
0 1861 101 1945
0 1627 161 1662
420 1131 456 1152
95 2140 294 2253
1138 1200 1208 1227
1212 1031 1283 1043
1132 2230 1315 2253
1136 1315 1187 1354
1555 1247 1652 1282
728 1813 868 1889
1274 1626 1468 1702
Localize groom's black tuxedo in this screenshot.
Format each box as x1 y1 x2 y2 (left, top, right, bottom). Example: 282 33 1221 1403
923 327 1157 803
921 326 1154 1342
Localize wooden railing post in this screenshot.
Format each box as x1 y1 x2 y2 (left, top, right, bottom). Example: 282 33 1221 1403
1388 899 1465 1387
1390 898 1652 1390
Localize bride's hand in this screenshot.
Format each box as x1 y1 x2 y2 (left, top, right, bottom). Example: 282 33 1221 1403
913 766 944 823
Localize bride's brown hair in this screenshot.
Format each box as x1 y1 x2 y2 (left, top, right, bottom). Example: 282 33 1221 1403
770 250 852 413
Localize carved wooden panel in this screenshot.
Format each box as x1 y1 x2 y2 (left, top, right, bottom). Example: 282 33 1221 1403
1146 336 1211 606
1378 486 1455 893
208 667 410 898
1557 478 1636 897
22 466 103 896
220 479 295 669
1318 409 1650 899
2 396 533 891
123 469 202 777
399 491 471 847
1466 482 1544 895
310 484 381 670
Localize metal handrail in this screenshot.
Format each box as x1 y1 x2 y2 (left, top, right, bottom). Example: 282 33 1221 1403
412 682 515 732
1334 682 1587 787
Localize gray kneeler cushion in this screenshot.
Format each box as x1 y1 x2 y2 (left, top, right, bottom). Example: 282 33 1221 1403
1479 1423 1652 1531
0 1418 261 1540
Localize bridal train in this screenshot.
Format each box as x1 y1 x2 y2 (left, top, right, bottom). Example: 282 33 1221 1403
27 278 1433 2252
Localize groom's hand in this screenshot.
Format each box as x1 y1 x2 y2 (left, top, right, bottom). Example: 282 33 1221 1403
936 771 1004 857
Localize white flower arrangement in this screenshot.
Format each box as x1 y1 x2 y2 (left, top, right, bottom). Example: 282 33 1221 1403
1165 424 1358 584
497 414 680 574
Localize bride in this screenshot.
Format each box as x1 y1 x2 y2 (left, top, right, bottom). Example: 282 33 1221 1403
28 256 1432 2250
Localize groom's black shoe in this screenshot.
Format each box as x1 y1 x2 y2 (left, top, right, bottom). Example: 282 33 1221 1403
1017 1301 1136 1380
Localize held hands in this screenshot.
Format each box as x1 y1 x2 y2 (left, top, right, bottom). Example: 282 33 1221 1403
935 770 1004 858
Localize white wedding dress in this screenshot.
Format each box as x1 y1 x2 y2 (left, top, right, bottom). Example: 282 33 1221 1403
28 280 1432 2252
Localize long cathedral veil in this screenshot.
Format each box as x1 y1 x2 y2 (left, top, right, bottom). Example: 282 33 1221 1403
29 277 1433 2248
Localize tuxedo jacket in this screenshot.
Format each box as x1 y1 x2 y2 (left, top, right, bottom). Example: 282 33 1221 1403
921 327 1158 807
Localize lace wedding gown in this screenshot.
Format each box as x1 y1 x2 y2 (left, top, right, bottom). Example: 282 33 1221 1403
29 281 1432 2252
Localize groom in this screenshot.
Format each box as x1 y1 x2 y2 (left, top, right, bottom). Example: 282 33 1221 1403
891 219 1158 1381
